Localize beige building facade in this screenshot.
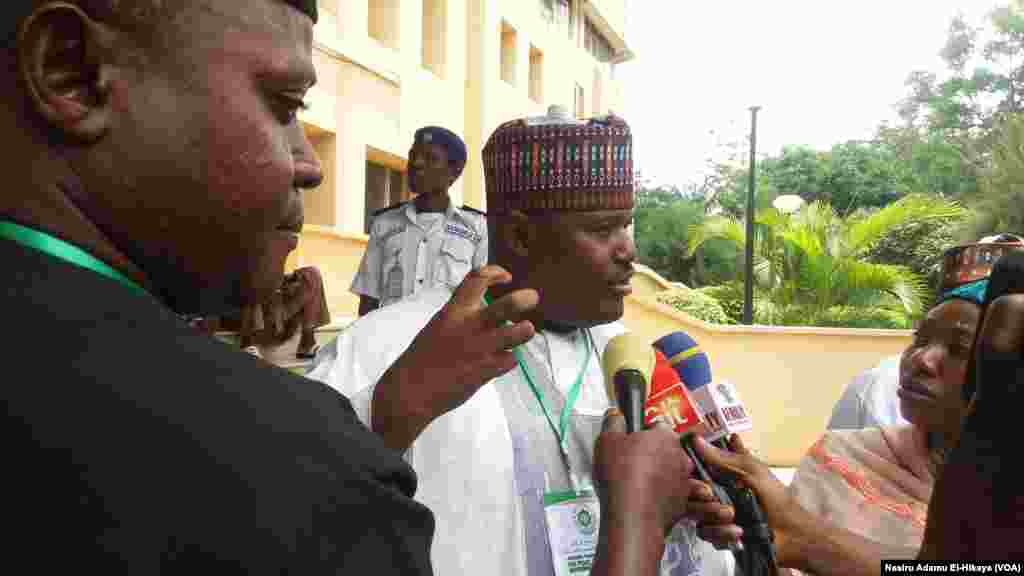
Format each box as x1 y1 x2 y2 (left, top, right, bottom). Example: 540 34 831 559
296 0 633 235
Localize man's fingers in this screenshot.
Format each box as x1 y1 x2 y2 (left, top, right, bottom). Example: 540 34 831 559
687 501 735 525
480 288 540 329
727 433 751 455
687 479 717 503
451 265 513 308
693 436 754 479
602 408 626 434
474 351 520 384
492 320 536 351
697 525 744 550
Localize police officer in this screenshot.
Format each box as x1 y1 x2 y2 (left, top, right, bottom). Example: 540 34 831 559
351 126 488 316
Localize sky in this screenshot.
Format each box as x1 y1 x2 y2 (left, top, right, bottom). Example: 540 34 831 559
619 0 1007 188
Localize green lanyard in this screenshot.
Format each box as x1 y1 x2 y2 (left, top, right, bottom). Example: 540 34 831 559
0 220 150 298
483 294 593 460
515 331 592 460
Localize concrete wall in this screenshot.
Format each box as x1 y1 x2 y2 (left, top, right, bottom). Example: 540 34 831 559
288 229 913 467
623 295 910 466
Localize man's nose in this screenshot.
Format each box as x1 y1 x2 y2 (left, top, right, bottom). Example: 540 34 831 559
293 130 323 190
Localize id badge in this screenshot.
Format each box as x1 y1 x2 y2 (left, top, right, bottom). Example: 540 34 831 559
543 489 600 576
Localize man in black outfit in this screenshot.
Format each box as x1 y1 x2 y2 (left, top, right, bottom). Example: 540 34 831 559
1 1 702 574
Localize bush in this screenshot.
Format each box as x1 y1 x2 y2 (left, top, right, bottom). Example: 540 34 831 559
656 289 735 325
696 282 745 323
808 307 911 329
660 283 911 329
749 301 910 329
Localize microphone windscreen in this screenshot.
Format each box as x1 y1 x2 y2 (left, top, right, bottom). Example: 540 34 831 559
602 332 656 404
653 331 712 391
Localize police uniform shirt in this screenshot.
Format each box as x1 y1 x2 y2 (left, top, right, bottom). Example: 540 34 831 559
351 201 488 307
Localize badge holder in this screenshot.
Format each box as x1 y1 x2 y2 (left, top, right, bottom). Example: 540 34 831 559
543 485 600 576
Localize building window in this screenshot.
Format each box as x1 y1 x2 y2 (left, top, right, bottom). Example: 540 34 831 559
422 0 447 76
365 161 406 234
574 83 585 119
368 0 400 50
584 18 613 62
500 22 517 86
529 46 544 103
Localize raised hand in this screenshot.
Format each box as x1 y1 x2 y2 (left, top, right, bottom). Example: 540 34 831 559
372 265 539 451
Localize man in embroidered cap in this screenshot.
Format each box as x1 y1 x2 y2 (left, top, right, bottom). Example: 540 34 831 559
3 1 707 572
310 105 732 576
351 125 487 315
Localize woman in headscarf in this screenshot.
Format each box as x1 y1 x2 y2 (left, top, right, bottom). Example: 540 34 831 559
783 236 1023 570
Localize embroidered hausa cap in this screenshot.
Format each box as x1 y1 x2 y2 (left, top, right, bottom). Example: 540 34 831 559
483 105 634 214
939 233 1024 301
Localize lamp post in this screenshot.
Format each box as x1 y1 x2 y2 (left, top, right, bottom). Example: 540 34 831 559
743 106 761 325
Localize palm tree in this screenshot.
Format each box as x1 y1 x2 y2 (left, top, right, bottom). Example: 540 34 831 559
686 194 965 327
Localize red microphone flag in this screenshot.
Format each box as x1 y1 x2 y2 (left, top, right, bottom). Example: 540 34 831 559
644 349 706 435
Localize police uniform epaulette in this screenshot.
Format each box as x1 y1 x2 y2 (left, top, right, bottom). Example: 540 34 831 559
372 201 409 218
461 205 486 216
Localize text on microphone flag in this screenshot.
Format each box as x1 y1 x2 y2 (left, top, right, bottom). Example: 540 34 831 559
644 349 704 434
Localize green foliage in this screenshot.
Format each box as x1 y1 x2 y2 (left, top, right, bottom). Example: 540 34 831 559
750 302 911 329
897 2 1024 191
655 288 735 325
874 124 981 199
695 282 745 324
963 113 1024 239
709 141 922 220
633 185 704 283
863 214 966 299
687 195 964 328
633 184 738 286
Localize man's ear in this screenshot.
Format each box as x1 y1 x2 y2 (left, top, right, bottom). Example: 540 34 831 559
18 2 117 142
500 210 538 259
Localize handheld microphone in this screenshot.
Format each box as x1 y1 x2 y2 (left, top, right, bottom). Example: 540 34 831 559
654 332 776 575
601 333 656 433
645 353 739 552
653 332 751 443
